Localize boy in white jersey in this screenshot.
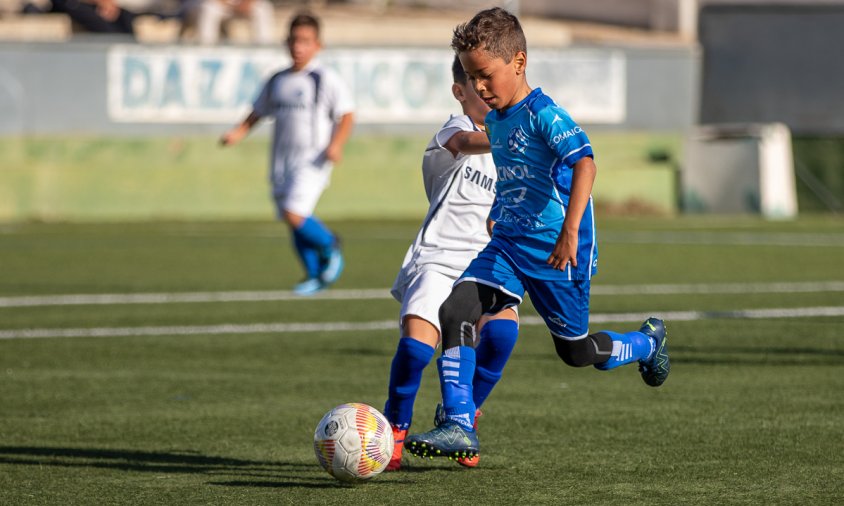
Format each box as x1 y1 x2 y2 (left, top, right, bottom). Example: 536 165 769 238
405 8 671 461
220 12 354 296
383 56 519 471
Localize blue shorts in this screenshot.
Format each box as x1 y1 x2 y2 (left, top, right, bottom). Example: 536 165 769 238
459 239 591 339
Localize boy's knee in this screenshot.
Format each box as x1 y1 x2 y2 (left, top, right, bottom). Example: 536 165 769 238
439 283 484 349
553 332 612 367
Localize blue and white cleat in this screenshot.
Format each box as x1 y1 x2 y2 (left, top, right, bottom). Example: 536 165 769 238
292 278 325 296
434 403 482 467
638 317 670 387
404 420 479 460
319 245 344 287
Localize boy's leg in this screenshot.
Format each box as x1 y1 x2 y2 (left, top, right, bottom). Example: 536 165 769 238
383 270 453 470
384 323 436 471
591 328 655 370
553 321 669 387
291 228 321 280
600 317 670 387
405 285 520 459
473 309 519 409
293 213 342 285
384 329 437 431
438 281 520 431
437 309 518 469
526 278 615 366
529 278 670 385
297 215 344 287
283 211 337 295
404 243 523 459
404 282 490 459
275 163 342 291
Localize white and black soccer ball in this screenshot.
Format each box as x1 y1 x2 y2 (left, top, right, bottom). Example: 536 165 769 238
313 403 394 483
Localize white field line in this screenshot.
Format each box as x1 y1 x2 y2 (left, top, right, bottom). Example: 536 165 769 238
2 306 844 340
601 231 844 247
2 281 844 308
0 289 393 308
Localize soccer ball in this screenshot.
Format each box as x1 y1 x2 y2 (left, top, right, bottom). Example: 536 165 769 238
313 403 394 483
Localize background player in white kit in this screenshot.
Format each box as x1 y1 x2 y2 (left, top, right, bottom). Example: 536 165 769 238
383 56 519 471
220 12 354 296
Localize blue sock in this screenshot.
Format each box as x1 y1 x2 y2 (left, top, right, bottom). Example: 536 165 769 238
473 319 518 409
384 337 436 430
296 216 335 254
438 346 477 431
292 229 321 279
594 330 655 370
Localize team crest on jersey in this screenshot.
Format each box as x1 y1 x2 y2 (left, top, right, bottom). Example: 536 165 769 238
507 126 529 154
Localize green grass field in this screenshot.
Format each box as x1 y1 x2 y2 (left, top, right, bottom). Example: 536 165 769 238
1 217 843 505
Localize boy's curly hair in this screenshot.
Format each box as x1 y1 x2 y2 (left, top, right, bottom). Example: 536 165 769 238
451 7 526 63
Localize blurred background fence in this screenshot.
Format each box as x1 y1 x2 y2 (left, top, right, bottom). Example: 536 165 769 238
0 0 842 220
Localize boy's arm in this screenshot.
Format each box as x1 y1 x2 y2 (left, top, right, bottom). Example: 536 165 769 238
443 130 491 157
547 156 597 271
219 111 261 147
325 112 355 163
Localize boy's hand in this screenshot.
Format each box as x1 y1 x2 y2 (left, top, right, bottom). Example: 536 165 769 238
219 126 246 147
547 229 578 271
220 112 259 147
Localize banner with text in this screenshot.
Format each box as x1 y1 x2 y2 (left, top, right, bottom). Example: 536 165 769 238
107 46 626 125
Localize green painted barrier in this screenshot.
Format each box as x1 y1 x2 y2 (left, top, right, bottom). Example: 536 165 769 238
0 133 679 222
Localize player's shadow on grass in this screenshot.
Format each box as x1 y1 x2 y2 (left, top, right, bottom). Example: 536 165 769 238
208 461 477 488
0 446 337 488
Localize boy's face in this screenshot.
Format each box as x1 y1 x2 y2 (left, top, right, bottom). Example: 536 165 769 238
287 25 321 71
453 80 490 126
459 47 527 111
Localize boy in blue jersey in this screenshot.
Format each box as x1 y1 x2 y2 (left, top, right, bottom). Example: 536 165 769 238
384 56 519 471
405 7 670 461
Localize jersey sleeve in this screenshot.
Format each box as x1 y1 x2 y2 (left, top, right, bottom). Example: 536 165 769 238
535 105 593 168
435 115 475 151
322 68 354 121
428 115 474 176
251 72 280 119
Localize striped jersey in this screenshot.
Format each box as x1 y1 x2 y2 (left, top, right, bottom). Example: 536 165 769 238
252 60 353 165
485 87 598 280
392 115 498 296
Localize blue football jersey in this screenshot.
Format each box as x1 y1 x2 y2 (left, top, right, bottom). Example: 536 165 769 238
485 88 598 280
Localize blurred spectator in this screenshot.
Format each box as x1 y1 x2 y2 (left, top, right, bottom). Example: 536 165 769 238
131 0 204 41
48 0 136 37
196 0 274 45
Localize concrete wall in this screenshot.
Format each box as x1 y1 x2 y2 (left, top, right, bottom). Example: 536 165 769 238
699 4 844 135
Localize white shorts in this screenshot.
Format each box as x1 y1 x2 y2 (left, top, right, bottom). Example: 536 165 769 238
397 269 456 334
271 154 333 217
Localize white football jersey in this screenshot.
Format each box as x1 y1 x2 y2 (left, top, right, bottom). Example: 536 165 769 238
392 115 498 300
252 60 354 166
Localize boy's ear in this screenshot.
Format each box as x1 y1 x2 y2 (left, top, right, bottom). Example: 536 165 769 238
513 51 527 75
451 83 465 102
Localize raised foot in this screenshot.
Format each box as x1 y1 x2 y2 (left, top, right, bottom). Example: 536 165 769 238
638 317 670 387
